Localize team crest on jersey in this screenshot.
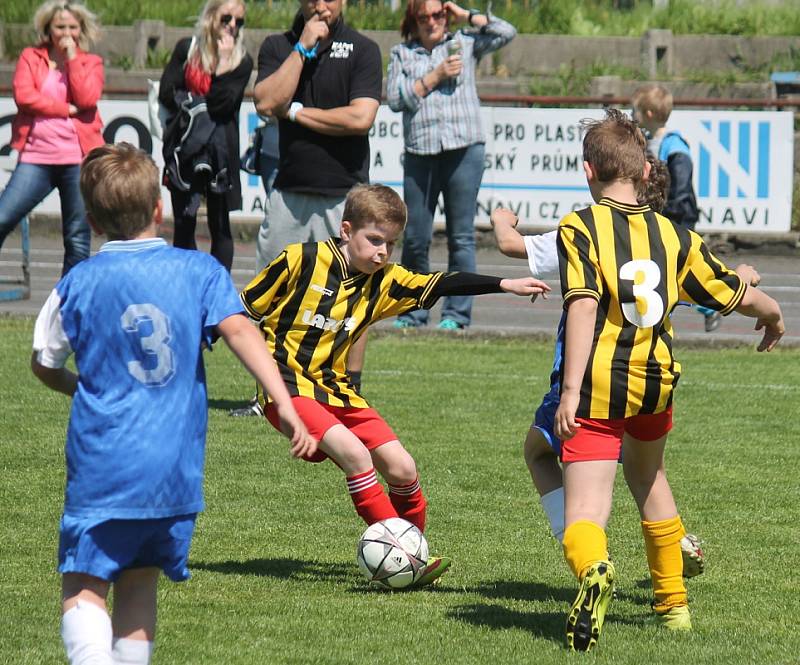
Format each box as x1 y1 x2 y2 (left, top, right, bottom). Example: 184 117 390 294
302 309 357 332
330 41 354 59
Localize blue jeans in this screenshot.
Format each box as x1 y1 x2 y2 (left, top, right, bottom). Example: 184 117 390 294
399 143 485 327
0 162 89 275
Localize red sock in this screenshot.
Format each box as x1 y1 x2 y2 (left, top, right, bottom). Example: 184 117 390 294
388 477 427 532
347 469 397 525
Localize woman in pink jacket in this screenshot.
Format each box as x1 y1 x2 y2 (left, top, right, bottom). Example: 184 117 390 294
0 1 104 274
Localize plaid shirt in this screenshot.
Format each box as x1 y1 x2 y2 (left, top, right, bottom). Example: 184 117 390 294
386 14 516 156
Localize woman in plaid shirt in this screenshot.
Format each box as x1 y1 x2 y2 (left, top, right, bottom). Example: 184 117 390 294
386 0 516 331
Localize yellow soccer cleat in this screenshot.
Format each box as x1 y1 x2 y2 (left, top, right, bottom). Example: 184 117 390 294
414 556 451 588
566 560 616 652
653 604 692 631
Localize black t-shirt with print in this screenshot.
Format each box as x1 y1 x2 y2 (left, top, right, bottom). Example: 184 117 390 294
257 14 382 196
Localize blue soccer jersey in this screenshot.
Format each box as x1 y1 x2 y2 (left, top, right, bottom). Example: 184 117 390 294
33 239 244 519
532 312 565 454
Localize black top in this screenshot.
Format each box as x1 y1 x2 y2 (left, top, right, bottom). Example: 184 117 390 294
256 14 382 196
159 37 253 208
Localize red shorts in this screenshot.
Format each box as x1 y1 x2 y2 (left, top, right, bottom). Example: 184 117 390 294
265 396 398 463
561 407 673 462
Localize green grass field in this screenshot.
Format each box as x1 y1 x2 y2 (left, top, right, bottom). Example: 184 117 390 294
1 316 798 664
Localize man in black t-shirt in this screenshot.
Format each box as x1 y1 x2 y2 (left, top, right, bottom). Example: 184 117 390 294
253 0 382 268
228 0 382 418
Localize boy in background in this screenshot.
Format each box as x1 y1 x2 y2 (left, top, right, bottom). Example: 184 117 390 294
554 110 783 651
632 83 722 332
240 183 550 587
31 143 314 665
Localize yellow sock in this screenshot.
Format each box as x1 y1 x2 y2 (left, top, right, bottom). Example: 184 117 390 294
563 520 608 580
642 515 688 612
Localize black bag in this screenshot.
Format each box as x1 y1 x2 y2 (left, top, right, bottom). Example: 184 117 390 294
241 126 263 175
163 91 231 196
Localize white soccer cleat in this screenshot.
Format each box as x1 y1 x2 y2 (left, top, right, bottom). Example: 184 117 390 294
681 534 705 578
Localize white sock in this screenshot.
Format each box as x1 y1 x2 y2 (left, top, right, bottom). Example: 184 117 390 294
61 600 114 665
112 637 153 664
539 487 565 543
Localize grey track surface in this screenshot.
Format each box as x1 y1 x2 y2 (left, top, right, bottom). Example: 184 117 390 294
2 227 798 347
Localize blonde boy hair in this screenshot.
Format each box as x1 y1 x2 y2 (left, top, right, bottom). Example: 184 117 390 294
582 109 648 184
631 84 673 125
34 1 100 51
343 184 407 232
190 0 247 74
80 143 161 240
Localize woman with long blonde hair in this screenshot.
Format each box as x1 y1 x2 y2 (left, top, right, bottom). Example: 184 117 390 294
159 0 252 271
0 0 104 274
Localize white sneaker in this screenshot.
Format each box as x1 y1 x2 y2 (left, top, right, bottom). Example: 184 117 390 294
681 534 705 578
228 397 263 417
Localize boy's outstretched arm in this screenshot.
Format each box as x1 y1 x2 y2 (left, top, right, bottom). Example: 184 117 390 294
432 273 550 298
30 354 77 396
554 296 597 440
490 208 527 259
216 314 317 457
734 285 784 352
499 277 550 297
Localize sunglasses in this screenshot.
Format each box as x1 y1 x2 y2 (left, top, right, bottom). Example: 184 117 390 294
417 10 445 23
220 14 245 28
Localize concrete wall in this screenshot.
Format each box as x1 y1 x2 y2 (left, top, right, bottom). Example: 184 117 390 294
2 22 800 81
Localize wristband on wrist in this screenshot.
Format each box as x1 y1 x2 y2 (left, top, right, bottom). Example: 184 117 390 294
288 101 304 122
418 76 432 95
293 41 318 60
468 9 481 25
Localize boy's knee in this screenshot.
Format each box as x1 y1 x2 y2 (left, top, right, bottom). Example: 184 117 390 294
523 429 556 467
396 457 418 483
339 447 374 474
384 454 417 485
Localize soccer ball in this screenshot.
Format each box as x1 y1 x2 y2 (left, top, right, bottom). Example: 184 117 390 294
356 518 429 589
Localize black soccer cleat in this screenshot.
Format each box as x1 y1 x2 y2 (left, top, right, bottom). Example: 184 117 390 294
566 560 616 652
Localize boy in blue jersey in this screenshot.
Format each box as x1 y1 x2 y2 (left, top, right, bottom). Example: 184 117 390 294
31 143 315 665
632 83 722 332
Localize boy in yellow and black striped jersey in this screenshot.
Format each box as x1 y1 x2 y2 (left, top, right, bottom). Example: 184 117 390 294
240 183 549 587
554 109 784 651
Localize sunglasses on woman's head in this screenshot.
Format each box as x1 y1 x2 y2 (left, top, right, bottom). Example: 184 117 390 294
221 14 245 27
417 10 445 23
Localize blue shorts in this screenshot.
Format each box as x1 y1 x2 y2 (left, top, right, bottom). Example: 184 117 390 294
531 384 625 463
532 382 561 456
58 513 197 582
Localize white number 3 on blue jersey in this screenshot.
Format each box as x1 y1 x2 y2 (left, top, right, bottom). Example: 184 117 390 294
121 304 176 386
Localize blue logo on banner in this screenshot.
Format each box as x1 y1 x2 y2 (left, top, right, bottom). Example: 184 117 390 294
247 112 260 187
698 120 770 199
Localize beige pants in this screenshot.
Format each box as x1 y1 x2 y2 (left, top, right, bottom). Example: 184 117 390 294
255 188 347 270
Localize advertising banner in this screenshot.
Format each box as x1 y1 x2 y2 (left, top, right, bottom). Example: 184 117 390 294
0 100 793 232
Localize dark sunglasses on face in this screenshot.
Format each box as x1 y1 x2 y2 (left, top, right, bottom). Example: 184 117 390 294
221 14 245 28
417 10 446 22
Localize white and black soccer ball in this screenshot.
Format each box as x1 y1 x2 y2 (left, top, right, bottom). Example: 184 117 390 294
356 518 429 589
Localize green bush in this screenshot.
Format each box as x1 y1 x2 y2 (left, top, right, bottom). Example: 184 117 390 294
528 60 646 97
2 0 800 34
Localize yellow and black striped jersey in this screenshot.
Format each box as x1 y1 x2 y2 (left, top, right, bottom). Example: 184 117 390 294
557 197 746 419
240 239 445 408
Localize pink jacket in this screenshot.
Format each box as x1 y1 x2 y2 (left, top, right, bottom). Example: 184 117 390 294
12 45 105 156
